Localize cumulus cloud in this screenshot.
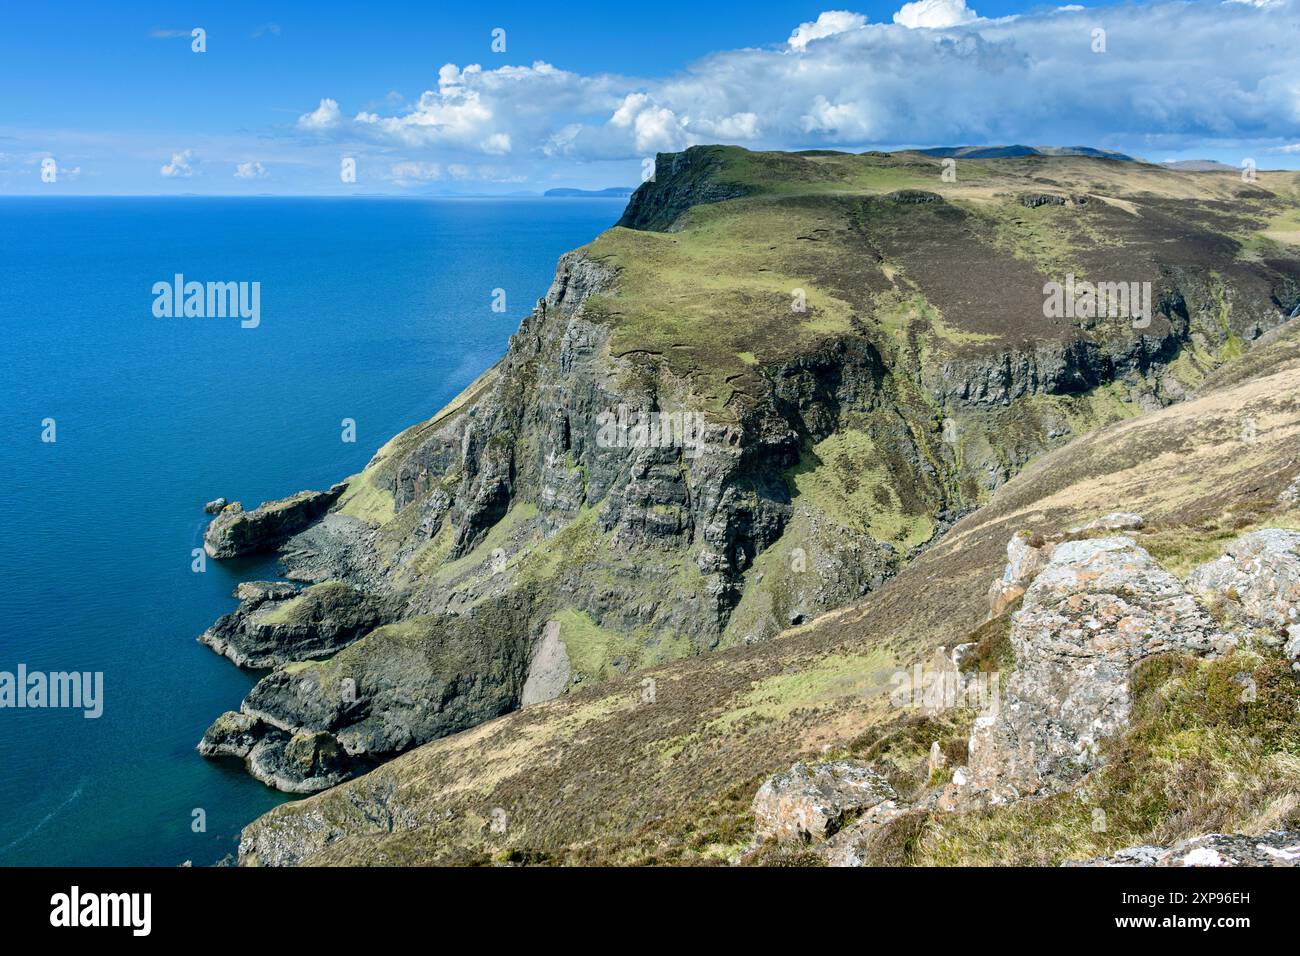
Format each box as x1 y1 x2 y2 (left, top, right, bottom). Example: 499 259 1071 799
234 161 266 179
297 98 342 131
160 150 195 178
788 11 867 50
893 0 979 28
286 1 1300 172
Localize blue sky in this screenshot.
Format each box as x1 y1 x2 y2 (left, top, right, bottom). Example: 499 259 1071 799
2 0 1297 194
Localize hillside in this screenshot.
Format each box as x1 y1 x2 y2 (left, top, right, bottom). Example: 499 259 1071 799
238 314 1300 865
197 146 1300 803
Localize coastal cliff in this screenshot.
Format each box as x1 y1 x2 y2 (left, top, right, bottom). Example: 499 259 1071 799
197 146 1300 794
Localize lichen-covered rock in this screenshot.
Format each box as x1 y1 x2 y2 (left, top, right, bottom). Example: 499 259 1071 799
247 730 354 794
1068 831 1300 867
199 579 391 669
820 800 912 866
1187 529 1300 646
987 530 1050 617
203 485 345 559
752 761 897 843
953 536 1230 805
1281 475 1300 506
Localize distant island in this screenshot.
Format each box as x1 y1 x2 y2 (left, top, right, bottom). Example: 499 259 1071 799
544 187 636 198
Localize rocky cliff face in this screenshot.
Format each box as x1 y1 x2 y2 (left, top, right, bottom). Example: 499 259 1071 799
231 313 1300 864
197 147 1300 793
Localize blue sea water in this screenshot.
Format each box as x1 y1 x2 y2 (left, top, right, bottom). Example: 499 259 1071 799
0 196 623 866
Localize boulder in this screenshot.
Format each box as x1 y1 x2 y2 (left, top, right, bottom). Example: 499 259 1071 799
1068 831 1300 867
952 536 1230 805
203 485 346 559
820 800 912 867
1187 529 1300 648
752 761 897 843
203 497 228 514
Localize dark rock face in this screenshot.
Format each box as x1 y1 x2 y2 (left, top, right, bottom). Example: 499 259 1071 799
889 189 943 204
616 147 752 231
198 580 392 669
198 711 359 794
203 485 345 559
1018 192 1068 208
200 594 534 791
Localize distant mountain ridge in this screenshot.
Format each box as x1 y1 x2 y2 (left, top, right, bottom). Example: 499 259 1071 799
913 144 1136 161
544 186 636 197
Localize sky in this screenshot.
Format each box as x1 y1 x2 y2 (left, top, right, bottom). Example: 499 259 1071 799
1 0 1298 195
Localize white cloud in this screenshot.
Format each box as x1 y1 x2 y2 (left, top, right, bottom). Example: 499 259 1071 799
234 161 266 179
788 11 867 50
285 1 1300 175
893 0 979 29
297 98 342 131
160 150 195 178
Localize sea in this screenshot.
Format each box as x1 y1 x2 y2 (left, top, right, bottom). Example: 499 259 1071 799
0 196 623 865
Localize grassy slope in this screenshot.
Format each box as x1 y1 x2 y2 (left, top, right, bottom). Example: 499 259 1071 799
318 148 1298 673
241 318 1300 866
583 148 1299 418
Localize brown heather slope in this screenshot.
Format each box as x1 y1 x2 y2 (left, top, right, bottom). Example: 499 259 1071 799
238 317 1300 867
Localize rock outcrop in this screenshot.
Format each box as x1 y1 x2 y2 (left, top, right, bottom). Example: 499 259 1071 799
1187 529 1300 664
949 534 1231 806
200 595 533 791
751 761 898 843
198 711 356 794
199 580 392 669
203 486 345 559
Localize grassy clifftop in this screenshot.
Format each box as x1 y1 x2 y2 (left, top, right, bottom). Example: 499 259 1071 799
587 146 1299 417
